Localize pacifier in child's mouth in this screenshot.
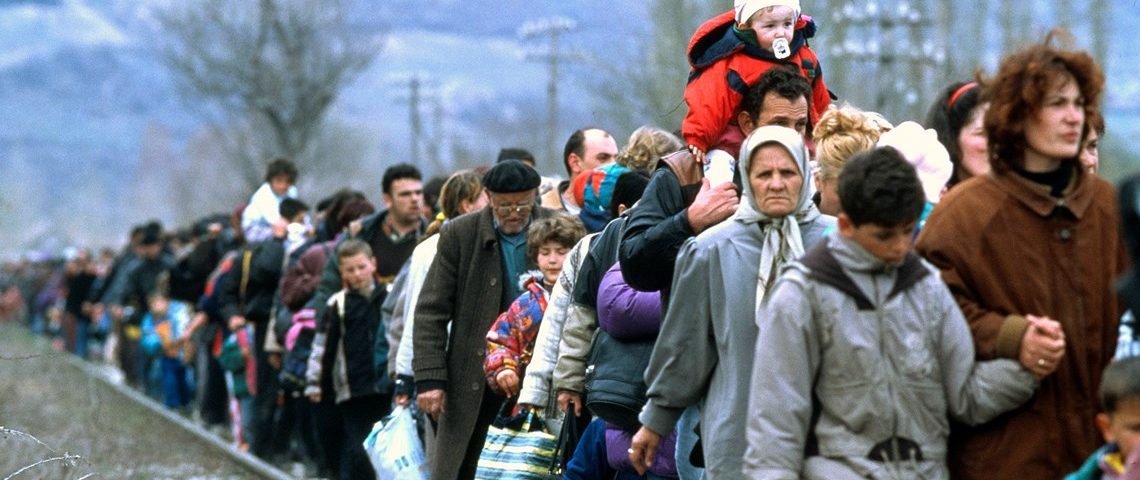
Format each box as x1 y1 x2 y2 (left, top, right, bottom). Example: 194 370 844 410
772 37 791 59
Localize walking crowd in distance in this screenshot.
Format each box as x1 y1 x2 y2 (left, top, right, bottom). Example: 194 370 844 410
3 1 1140 479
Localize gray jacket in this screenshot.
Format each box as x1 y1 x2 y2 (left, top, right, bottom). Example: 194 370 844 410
519 232 595 410
744 233 1037 480
639 209 833 479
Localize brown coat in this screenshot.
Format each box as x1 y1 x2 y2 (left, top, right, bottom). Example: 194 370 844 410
412 206 556 480
915 168 1127 479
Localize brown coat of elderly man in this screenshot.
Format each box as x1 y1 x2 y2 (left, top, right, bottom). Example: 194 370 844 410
413 159 558 480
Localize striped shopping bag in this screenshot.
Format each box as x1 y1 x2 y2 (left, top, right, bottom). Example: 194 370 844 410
474 408 559 480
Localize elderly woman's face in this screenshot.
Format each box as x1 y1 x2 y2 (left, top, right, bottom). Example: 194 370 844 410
749 144 803 218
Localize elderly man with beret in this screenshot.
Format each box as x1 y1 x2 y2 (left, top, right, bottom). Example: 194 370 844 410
413 160 559 480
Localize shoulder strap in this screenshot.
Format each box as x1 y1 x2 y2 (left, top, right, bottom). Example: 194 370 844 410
658 149 705 207
239 249 253 309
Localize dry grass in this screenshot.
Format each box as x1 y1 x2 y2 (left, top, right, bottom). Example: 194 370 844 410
0 323 254 479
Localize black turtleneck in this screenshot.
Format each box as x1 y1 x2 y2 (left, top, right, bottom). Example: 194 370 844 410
1014 163 1073 198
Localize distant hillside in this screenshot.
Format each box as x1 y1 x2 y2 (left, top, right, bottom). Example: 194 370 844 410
0 0 1137 258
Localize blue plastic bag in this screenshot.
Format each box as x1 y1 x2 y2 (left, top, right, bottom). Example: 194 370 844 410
364 405 428 480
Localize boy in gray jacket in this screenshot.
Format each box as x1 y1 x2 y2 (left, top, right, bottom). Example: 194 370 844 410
744 147 1042 480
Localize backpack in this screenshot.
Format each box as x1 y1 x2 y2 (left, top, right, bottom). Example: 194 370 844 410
584 329 655 429
279 324 315 394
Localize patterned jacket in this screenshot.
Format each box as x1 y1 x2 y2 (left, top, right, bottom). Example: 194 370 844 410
484 272 549 395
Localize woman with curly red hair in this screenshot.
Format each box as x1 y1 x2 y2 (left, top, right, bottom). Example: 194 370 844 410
916 32 1127 479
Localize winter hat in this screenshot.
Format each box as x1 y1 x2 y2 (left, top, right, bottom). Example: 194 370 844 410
877 121 952 203
573 163 631 232
482 159 541 193
734 0 801 24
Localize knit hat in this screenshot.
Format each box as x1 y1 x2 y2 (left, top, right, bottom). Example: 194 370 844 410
877 121 952 203
482 159 541 193
573 163 631 232
734 0 801 24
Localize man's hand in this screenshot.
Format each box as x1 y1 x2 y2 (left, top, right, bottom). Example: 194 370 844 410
395 394 411 407
685 178 738 234
417 389 446 420
495 370 520 397
557 391 582 417
628 426 663 475
228 315 247 331
1019 315 1066 378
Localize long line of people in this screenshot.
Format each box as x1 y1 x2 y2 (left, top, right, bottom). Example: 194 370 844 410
3 2 1140 480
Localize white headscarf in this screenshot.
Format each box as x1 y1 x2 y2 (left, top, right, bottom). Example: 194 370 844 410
734 125 815 304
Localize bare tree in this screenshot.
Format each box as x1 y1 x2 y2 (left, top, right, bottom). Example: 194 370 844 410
592 0 719 138
157 0 382 190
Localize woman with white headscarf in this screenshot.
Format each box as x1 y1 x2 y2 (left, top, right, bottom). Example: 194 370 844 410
627 126 835 478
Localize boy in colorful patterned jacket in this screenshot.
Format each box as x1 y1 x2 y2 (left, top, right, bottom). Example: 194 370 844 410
484 215 586 399
683 0 830 166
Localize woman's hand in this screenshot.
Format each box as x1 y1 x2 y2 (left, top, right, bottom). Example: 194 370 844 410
628 426 663 475
1019 315 1065 378
557 391 583 417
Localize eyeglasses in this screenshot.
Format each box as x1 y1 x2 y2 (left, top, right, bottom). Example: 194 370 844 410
493 203 534 216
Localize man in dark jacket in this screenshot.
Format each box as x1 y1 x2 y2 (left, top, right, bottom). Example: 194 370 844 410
308 164 427 319
413 160 558 480
218 197 310 459
103 224 175 386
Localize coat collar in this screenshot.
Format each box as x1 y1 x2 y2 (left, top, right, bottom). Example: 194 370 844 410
476 208 499 249
990 165 1093 219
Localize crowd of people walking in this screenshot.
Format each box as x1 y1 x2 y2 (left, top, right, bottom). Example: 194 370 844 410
3 1 1140 479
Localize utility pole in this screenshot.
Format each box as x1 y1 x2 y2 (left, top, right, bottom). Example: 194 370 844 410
519 16 581 177
389 73 445 175
828 0 942 122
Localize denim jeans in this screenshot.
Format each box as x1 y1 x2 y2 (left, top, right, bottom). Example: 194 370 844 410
675 406 704 480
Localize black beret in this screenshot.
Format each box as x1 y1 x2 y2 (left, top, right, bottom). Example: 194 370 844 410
482 159 541 193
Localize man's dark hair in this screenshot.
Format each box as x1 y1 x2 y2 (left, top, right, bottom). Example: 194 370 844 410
1100 356 1140 414
562 127 602 177
497 148 536 166
265 157 299 183
740 65 812 120
423 175 447 216
611 171 651 219
382 163 423 195
278 197 309 222
837 146 926 227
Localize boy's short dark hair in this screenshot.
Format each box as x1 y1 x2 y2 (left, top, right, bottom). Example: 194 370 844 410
382 163 423 195
610 171 651 219
266 157 299 183
278 198 309 222
837 146 926 227
336 238 372 260
525 215 586 263
1099 356 1140 414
